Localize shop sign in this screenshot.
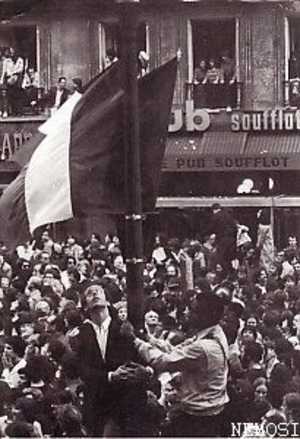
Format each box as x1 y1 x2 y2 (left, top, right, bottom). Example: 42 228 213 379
169 100 210 132
164 154 296 172
0 120 41 160
231 109 300 132
169 103 300 133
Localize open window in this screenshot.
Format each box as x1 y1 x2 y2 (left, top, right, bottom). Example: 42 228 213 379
0 25 41 116
286 17 300 107
98 22 149 74
0 25 37 71
187 18 240 110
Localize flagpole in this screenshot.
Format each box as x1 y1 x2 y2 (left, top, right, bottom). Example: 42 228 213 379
117 0 144 329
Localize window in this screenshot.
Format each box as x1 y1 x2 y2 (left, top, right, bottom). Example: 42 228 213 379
0 25 37 71
187 18 240 110
98 22 149 74
0 25 41 117
287 17 300 107
98 23 119 72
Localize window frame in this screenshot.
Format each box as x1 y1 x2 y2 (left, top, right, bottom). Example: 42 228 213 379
98 21 150 73
0 22 40 72
187 16 241 104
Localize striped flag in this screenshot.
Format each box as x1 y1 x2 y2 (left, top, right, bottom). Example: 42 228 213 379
0 58 177 248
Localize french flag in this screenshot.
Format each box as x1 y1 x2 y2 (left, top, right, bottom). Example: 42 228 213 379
0 58 177 248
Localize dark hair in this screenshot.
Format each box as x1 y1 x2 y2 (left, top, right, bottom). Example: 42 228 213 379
58 76 67 83
262 310 281 328
260 326 282 342
72 77 83 92
48 339 67 362
5 421 33 438
190 292 225 330
258 208 271 225
65 309 82 328
241 326 257 340
5 336 26 357
274 338 294 364
244 341 264 363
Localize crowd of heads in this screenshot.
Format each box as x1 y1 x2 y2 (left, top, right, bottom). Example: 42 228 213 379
1 226 300 436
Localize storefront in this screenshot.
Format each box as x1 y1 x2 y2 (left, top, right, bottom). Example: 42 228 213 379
157 106 300 248
0 0 298 248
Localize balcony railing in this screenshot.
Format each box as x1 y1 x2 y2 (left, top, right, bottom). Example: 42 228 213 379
185 81 243 110
0 86 46 118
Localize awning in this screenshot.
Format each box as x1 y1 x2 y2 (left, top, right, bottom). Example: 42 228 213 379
164 132 300 172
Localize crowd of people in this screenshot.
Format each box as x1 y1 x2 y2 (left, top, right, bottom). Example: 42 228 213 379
192 51 237 110
0 45 150 118
0 45 84 118
1 206 300 437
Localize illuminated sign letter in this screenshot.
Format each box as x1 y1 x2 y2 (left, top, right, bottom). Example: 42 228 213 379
2 133 12 160
168 109 183 133
185 100 210 132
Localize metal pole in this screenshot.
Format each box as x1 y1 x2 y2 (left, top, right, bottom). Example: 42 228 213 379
118 0 144 329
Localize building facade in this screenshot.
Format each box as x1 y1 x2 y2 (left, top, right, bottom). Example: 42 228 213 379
1 0 300 245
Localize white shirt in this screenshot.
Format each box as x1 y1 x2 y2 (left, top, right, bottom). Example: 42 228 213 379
86 315 112 360
16 244 34 261
1 358 26 388
54 88 64 108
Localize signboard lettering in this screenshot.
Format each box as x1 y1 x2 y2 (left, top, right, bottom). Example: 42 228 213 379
0 131 33 159
169 100 210 132
231 109 300 132
164 155 292 172
169 103 300 133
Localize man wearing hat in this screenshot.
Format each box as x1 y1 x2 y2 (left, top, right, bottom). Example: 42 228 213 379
122 291 229 437
74 284 152 436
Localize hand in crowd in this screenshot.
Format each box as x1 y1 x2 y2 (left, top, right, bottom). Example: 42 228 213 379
110 364 132 383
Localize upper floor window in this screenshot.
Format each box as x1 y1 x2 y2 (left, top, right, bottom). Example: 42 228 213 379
187 18 240 111
98 22 149 75
287 17 300 107
0 25 37 72
0 25 40 117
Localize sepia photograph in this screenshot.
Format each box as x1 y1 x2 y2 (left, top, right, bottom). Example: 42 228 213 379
0 0 299 438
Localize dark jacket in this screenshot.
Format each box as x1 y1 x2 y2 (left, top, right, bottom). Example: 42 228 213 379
74 317 148 436
43 86 69 108
209 209 237 243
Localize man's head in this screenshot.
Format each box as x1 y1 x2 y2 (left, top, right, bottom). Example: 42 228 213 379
188 292 225 332
293 314 300 331
84 284 110 324
66 256 76 271
40 251 51 266
241 326 257 344
18 313 35 341
246 316 258 329
242 341 264 367
4 336 26 361
288 235 298 248
282 393 300 423
71 78 82 93
0 276 10 290
144 310 159 327
114 301 127 322
57 76 67 90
